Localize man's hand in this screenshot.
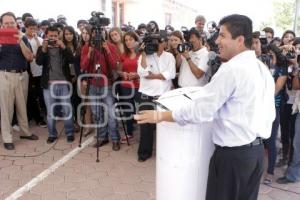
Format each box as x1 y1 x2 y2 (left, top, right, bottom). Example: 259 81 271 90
56 39 66 49
134 110 162 124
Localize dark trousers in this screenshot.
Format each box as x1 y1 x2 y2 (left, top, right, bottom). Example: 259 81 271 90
137 94 156 159
206 144 264 200
119 86 139 136
280 103 296 163
27 76 45 123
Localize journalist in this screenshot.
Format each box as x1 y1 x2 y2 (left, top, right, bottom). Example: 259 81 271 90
36 25 75 144
136 31 176 162
177 28 209 87
134 14 275 200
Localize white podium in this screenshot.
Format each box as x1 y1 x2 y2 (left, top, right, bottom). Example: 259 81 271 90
156 87 214 200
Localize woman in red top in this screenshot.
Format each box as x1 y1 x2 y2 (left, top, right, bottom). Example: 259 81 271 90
118 31 140 143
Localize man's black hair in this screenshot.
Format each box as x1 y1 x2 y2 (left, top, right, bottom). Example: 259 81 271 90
40 20 50 27
189 27 201 39
24 18 38 28
45 26 59 35
21 12 33 22
0 12 16 24
219 14 252 48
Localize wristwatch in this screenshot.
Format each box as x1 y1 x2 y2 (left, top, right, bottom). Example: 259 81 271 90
186 57 191 61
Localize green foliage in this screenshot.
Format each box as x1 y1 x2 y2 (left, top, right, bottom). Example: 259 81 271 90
273 0 295 31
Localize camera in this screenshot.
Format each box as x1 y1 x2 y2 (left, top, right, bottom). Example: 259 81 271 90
141 30 167 55
89 11 110 28
177 43 192 53
286 49 296 60
89 11 110 47
48 39 57 46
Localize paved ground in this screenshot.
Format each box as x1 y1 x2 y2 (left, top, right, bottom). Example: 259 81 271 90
0 122 300 200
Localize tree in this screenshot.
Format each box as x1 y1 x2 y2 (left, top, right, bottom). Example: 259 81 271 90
273 0 295 32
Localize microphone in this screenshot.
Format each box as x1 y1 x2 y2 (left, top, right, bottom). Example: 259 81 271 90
208 51 218 60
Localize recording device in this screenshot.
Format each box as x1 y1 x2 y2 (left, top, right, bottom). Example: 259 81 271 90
177 27 193 53
206 24 221 78
48 39 57 46
0 28 19 45
207 51 222 78
177 43 193 53
89 11 110 48
141 30 167 55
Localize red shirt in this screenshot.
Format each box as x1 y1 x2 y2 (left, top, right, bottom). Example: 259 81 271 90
80 43 118 87
120 53 140 88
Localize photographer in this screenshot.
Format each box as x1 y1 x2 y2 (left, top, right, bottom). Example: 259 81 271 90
278 30 297 168
261 43 288 185
137 32 176 162
83 27 121 151
251 31 270 67
177 28 209 87
36 25 75 144
277 37 300 184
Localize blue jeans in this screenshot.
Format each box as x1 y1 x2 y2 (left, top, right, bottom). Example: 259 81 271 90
43 83 74 138
89 85 119 141
265 106 280 175
285 113 300 181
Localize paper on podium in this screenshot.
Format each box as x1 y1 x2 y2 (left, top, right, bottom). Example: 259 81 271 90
155 87 205 111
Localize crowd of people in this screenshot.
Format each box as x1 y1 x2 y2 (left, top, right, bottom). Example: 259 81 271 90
0 11 300 191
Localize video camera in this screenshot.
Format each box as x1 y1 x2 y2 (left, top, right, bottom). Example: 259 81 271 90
177 27 193 53
88 11 110 48
141 30 167 55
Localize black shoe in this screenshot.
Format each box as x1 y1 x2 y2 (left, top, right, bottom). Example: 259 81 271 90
38 120 47 128
47 137 57 144
20 134 39 140
138 157 147 162
67 135 74 143
112 141 120 151
4 143 15 150
276 177 294 184
93 139 109 148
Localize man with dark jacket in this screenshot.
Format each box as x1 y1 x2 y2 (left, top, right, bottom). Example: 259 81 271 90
36 25 75 143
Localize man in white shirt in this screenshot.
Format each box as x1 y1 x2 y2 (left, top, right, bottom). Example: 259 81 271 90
135 14 275 200
178 28 209 87
137 34 176 162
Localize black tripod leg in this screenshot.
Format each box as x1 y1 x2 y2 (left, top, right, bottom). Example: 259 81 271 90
116 96 130 146
96 135 100 162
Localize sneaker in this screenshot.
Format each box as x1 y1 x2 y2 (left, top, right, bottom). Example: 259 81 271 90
120 135 134 144
47 137 57 144
12 125 20 132
38 120 47 128
112 141 120 151
276 176 294 184
67 135 75 143
263 173 274 185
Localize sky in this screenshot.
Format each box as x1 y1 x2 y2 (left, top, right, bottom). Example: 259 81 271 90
0 0 295 36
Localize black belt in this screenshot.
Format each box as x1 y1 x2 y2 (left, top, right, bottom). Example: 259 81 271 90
0 69 26 73
141 93 160 100
215 137 263 149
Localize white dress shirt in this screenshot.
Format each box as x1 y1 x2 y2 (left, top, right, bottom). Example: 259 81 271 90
178 47 209 87
172 50 275 147
137 51 176 96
